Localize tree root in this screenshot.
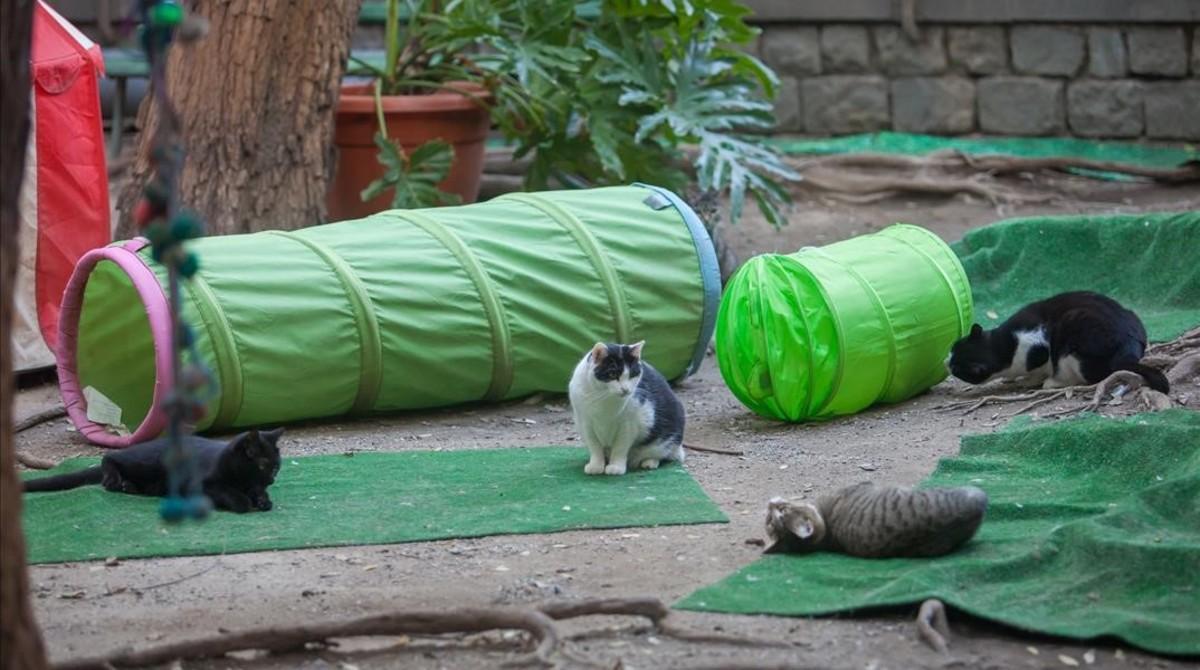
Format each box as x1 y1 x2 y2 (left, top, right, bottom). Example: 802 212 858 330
795 167 1053 206
1147 327 1200 358
1166 353 1200 386
1139 389 1175 412
936 367 1180 420
786 151 1200 183
15 451 56 470
916 599 950 654
15 405 67 433
53 597 799 669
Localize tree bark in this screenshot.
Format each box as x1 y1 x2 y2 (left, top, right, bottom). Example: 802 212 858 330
115 0 363 238
1 0 50 667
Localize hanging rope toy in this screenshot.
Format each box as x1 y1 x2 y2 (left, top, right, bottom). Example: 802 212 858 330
131 0 217 523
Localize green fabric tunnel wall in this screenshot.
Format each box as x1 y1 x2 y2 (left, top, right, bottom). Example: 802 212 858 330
57 185 721 447
716 224 973 422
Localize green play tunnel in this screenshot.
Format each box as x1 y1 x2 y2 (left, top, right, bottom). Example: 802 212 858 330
57 185 720 447
716 224 972 422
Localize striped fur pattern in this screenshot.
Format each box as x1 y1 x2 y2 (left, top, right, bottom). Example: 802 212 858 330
765 482 988 558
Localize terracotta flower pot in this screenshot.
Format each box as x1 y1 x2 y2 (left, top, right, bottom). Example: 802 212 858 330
327 82 491 221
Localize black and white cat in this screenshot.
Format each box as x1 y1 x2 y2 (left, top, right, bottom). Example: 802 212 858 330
568 342 685 476
948 291 1169 393
23 428 284 513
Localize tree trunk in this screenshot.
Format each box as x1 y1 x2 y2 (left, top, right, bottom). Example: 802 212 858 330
1 0 50 667
115 0 363 238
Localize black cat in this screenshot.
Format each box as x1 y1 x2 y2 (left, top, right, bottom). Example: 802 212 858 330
24 428 284 513
948 291 1169 393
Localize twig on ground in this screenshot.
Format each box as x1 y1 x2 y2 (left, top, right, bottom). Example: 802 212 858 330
684 443 745 456
993 392 1073 419
932 389 1051 415
935 369 1178 419
1038 371 1147 419
916 599 950 654
53 597 797 670
136 562 222 592
15 405 67 432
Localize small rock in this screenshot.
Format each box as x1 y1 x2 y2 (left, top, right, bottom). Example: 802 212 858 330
1059 654 1079 667
745 538 766 547
104 556 120 567
858 463 877 471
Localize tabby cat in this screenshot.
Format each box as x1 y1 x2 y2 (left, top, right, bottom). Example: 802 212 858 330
765 482 988 558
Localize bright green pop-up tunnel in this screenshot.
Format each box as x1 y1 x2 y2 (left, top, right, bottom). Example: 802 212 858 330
58 186 720 447
716 224 973 422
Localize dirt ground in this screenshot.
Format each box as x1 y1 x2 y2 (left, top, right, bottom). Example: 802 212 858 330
13 170 1200 670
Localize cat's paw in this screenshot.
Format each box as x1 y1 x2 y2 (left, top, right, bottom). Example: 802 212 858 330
584 460 606 475
604 462 627 476
638 459 660 470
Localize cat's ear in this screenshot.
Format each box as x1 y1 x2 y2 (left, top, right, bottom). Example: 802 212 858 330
628 341 645 358
240 430 266 456
591 342 607 362
227 431 252 452
969 324 983 338
261 427 285 446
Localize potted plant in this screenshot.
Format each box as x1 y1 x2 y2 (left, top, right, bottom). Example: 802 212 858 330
327 0 584 220
331 0 796 242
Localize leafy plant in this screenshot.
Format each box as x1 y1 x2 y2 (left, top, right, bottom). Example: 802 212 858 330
361 134 461 209
354 0 797 226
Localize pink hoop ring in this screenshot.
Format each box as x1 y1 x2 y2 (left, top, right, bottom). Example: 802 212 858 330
56 238 171 448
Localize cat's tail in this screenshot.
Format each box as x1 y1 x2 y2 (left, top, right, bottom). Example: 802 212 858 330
1116 361 1170 394
23 466 102 493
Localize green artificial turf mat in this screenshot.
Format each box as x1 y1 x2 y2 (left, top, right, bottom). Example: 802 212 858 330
677 411 1200 656
954 211 1200 341
22 447 727 564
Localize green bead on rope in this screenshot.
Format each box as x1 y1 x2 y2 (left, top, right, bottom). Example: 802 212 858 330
136 0 215 524
149 1 184 27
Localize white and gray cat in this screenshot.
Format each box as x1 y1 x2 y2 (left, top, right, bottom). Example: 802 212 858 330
568 341 685 476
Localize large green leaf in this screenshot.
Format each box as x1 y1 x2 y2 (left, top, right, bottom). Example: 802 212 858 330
361 134 462 209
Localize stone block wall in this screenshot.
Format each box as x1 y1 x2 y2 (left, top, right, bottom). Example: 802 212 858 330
759 23 1200 139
